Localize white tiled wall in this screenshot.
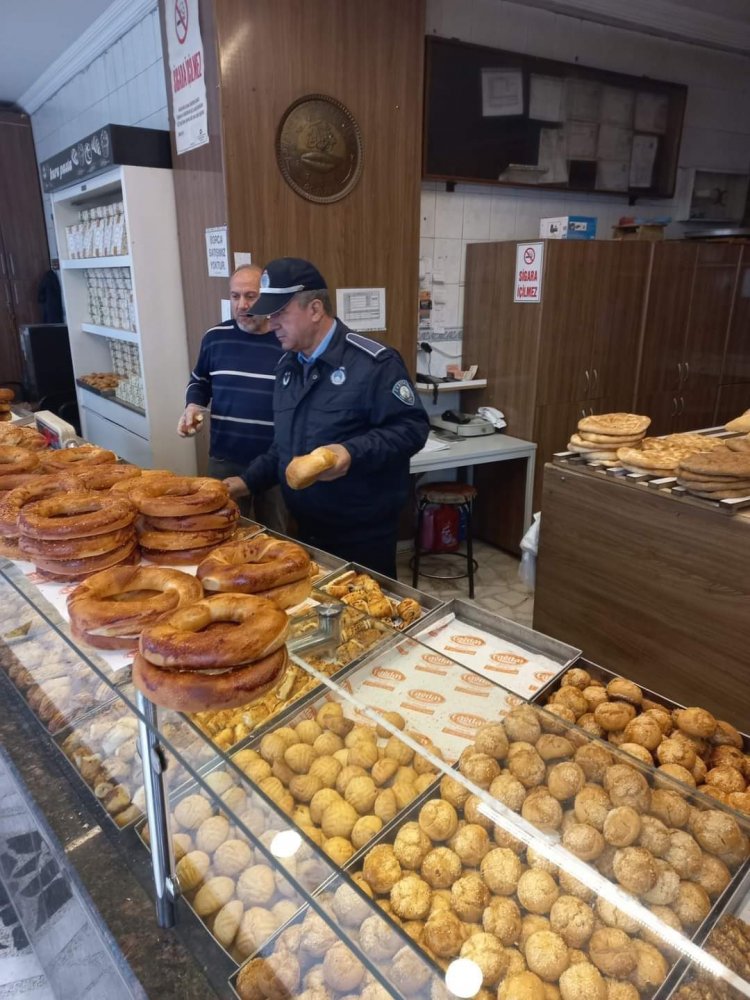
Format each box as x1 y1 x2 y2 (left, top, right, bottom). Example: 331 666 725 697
420 0 750 369
31 8 168 259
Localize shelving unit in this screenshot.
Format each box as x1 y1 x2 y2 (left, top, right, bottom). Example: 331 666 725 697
51 166 196 473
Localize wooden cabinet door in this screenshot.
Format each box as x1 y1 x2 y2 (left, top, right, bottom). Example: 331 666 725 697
589 242 652 404
0 279 23 386
637 242 695 399
721 248 750 385
715 383 750 426
684 243 740 384
536 242 596 406
675 385 719 432
0 115 49 280
637 390 680 436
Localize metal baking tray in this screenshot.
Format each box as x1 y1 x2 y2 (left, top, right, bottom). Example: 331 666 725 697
315 562 444 630
408 598 581 695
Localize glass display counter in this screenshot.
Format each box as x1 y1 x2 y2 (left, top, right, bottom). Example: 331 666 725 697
1 554 749 1000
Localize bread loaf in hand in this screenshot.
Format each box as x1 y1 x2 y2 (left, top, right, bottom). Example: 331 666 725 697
285 447 337 490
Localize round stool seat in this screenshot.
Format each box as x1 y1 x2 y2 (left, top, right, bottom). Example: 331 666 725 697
417 481 477 505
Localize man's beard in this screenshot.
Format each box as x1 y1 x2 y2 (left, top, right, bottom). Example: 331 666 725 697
236 316 266 333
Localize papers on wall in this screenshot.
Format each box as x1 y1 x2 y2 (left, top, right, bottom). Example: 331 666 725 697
630 134 659 188
529 75 565 122
566 121 599 161
635 92 669 134
166 0 209 154
335 288 386 332
597 124 633 162
596 160 630 192
601 86 635 127
566 79 601 122
538 128 569 184
481 68 524 117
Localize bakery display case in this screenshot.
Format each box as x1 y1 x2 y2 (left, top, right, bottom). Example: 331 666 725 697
2 545 750 1000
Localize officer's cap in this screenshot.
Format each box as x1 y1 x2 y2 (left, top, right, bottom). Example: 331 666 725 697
249 257 327 316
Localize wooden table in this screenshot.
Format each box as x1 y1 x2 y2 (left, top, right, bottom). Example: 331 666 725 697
533 462 750 729
410 432 537 552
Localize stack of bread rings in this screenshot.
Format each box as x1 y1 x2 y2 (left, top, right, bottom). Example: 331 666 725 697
128 476 240 564
197 533 314 609
67 565 204 649
132 593 289 712
0 424 47 451
0 476 69 560
17 492 139 581
0 388 14 422
38 443 117 474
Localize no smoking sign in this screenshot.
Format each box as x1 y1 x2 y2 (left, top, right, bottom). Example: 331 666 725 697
175 0 189 43
523 246 536 265
514 242 544 303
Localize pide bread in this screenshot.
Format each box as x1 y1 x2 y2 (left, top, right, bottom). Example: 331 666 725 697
578 431 646 446
725 409 750 433
285 447 337 490
727 435 750 454
678 447 750 478
578 413 651 436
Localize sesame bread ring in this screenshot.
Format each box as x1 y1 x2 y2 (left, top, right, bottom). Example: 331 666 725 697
197 534 311 593
254 575 313 610
36 544 139 582
31 537 139 578
18 492 137 540
0 472 57 498
141 542 233 566
67 565 204 646
0 536 22 560
139 593 289 669
61 465 142 491
132 645 287 713
0 447 40 476
39 444 116 472
19 525 135 561
140 500 240 533
129 476 228 517
0 477 69 537
109 470 175 496
137 525 236 551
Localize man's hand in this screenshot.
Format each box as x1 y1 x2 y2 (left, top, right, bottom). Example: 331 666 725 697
224 476 250 499
177 404 207 437
317 444 351 481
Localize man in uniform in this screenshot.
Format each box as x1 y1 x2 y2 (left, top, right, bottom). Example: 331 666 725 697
177 264 288 531
224 257 429 578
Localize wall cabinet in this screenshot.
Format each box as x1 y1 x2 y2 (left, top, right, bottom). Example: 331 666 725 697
51 166 196 473
0 112 50 388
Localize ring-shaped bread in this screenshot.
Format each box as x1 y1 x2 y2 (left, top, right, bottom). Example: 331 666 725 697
61 465 142 491
67 565 204 647
39 444 116 472
141 543 224 566
139 593 289 669
18 492 136 540
0 426 45 449
0 536 23 560
132 645 287 713
0 446 40 476
140 500 240 533
33 538 139 580
20 525 135 560
129 476 228 517
137 526 235 551
254 575 313 610
0 477 70 537
109 470 175 496
0 472 55 497
197 534 311 593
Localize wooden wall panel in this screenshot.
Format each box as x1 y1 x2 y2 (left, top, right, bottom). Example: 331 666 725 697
213 0 425 372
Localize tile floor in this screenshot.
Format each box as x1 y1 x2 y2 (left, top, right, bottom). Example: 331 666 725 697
397 540 534 627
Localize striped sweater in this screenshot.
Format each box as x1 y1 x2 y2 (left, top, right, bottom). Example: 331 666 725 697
185 320 283 465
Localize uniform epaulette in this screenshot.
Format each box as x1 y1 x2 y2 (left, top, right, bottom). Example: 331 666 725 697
345 332 389 358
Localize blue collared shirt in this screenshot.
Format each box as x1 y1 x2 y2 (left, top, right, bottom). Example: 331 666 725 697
298 320 337 368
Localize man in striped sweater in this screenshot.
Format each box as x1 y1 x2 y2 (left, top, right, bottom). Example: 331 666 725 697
178 264 288 530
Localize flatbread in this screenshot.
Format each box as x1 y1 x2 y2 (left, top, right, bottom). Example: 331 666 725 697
677 478 750 493
675 469 743 482
578 430 646 446
619 462 675 476
578 412 651 436
725 409 750 433
643 433 724 453
568 434 618 457
567 442 619 460
616 447 683 471
685 487 750 500
726 435 750 454
678 447 750 478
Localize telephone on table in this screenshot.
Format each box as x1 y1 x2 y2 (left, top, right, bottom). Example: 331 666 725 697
430 407 504 437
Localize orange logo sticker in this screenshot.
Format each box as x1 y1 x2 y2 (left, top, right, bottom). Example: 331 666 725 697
534 670 553 682
407 689 446 705
422 653 454 667
491 652 528 666
504 694 522 708
372 667 406 682
460 672 492 689
449 712 487 730
450 634 486 647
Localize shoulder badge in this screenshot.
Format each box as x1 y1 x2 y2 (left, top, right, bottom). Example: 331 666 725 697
392 379 415 406
282 370 292 387
346 332 388 358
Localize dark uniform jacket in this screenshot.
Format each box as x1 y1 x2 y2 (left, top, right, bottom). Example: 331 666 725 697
242 322 429 540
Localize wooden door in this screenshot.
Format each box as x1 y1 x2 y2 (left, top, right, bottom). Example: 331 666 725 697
0 114 49 280
637 242 695 399
683 243 740 390
675 385 719 432
535 242 596 406
0 279 23 386
714 383 750 427
638 390 681 436
721 247 750 385
589 242 652 404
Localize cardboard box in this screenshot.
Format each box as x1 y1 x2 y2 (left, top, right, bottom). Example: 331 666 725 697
540 215 597 240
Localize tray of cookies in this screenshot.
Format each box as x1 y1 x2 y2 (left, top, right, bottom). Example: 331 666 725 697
532 661 750 817
406 599 581 700
315 562 444 631
344 702 750 1000
228 879 439 1000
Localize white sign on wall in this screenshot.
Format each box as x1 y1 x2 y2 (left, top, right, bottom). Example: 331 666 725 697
166 0 209 155
514 242 544 303
205 226 229 277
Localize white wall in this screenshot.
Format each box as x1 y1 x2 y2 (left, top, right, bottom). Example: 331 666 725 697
419 0 750 369
31 7 168 259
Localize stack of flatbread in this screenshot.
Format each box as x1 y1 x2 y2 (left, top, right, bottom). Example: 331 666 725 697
617 432 724 476
567 413 651 466
725 409 750 433
676 445 750 499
